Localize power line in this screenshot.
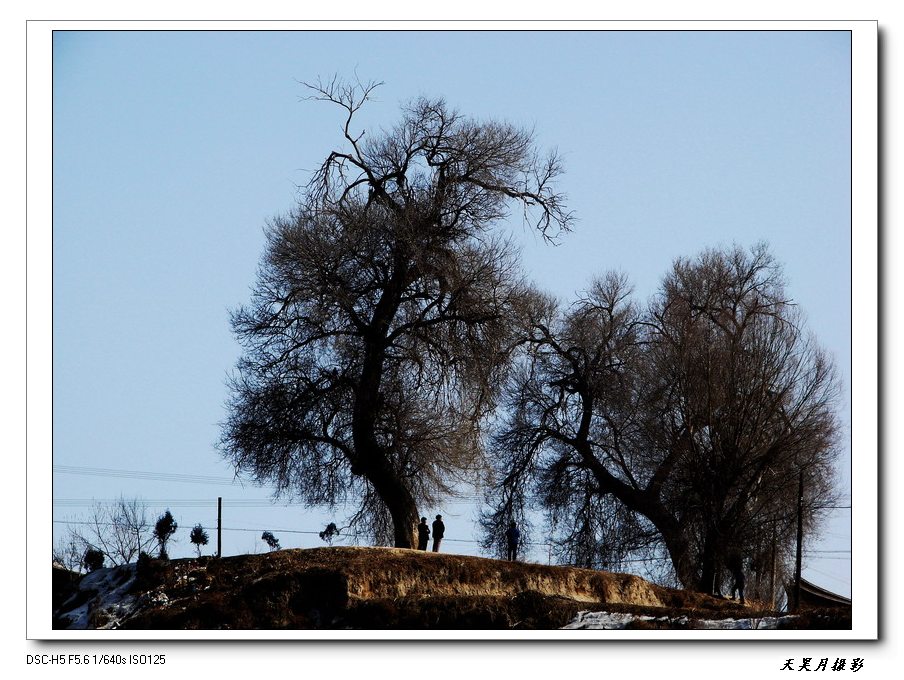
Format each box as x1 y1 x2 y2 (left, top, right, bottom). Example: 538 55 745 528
52 466 855 562
54 519 544 548
51 497 484 508
805 565 852 588
53 465 262 487
52 466 854 509
50 519 759 556
53 498 295 508
51 466 492 502
54 519 329 536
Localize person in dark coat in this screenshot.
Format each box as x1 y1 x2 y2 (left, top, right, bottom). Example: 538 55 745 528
417 517 430 551
432 515 445 552
727 552 746 604
505 521 520 561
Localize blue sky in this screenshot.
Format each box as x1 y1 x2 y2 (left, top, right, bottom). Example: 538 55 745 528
51 30 852 595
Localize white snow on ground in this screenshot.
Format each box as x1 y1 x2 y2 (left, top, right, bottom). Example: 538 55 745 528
57 564 140 630
562 611 666 629
562 610 792 630
693 616 790 630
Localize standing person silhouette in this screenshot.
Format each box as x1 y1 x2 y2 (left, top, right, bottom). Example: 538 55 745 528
505 521 520 561
432 515 445 552
728 552 746 604
417 517 430 551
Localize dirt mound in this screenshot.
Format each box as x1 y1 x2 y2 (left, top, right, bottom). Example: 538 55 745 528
52 547 804 630
258 546 671 606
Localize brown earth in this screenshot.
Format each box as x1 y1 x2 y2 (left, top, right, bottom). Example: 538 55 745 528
52 547 851 630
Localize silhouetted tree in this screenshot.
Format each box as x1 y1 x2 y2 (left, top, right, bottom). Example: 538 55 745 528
82 547 105 572
220 77 571 548
261 531 281 551
484 244 840 593
153 510 178 559
319 522 340 545
53 534 85 573
189 524 209 557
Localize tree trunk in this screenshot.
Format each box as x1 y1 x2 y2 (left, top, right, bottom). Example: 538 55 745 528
576 439 702 590
698 525 723 595
659 532 697 590
358 446 419 549
349 248 419 548
386 492 419 550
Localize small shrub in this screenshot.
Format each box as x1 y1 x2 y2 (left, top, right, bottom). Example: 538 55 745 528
319 522 340 545
190 524 209 557
154 510 178 558
261 531 280 551
83 548 105 572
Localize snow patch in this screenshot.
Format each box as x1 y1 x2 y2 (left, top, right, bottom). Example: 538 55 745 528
693 616 787 630
562 611 655 629
57 564 140 630
562 610 791 630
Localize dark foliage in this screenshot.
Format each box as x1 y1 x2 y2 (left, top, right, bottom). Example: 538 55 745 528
82 548 105 572
190 524 209 557
261 531 281 551
319 522 340 545
153 510 178 559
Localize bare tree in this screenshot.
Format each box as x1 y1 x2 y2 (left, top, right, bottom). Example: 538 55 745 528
52 534 85 573
480 272 658 568
58 497 155 568
646 243 840 592
484 245 841 593
220 78 571 548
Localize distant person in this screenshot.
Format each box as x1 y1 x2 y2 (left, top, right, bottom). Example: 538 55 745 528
727 552 746 604
417 517 430 551
432 515 445 552
505 521 520 561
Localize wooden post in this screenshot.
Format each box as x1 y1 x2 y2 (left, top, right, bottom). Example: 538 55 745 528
217 497 222 558
793 470 804 612
770 521 777 609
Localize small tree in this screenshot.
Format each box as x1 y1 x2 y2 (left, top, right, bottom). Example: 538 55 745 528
53 534 85 572
57 497 155 568
261 531 280 551
153 510 178 559
82 547 105 572
319 522 340 545
189 524 209 557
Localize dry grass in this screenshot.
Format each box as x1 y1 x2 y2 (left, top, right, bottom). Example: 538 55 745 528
53 547 849 630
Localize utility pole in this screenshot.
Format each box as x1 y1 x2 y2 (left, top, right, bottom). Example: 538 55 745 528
770 521 777 609
793 470 804 612
217 497 222 558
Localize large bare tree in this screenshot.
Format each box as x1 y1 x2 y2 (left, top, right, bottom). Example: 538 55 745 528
220 78 571 548
483 244 840 594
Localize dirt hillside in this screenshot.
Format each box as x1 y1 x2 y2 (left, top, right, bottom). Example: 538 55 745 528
51 547 848 630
